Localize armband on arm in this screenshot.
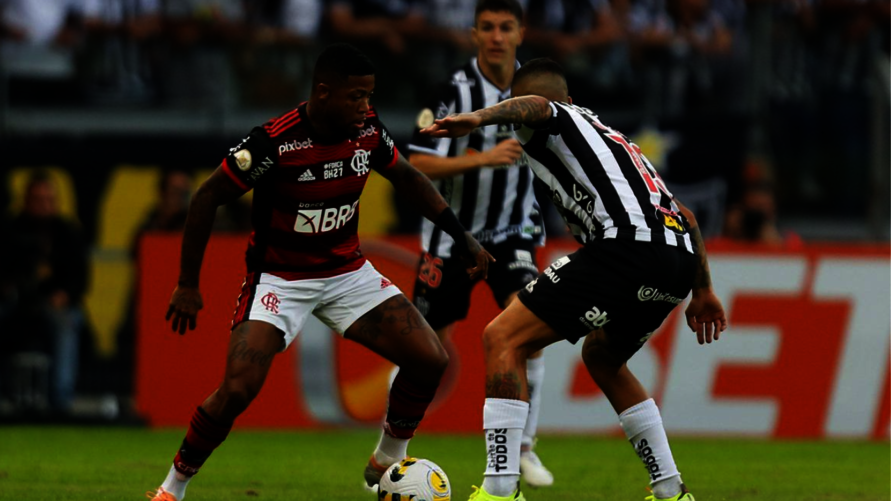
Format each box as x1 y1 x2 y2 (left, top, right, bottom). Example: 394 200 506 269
223 127 278 189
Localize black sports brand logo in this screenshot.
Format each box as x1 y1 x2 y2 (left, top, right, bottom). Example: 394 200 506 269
487 428 509 472
635 438 663 482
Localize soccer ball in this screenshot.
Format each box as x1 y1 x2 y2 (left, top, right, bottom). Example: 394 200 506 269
378 457 451 501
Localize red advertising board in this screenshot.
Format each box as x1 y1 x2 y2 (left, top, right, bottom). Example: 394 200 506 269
135 235 890 439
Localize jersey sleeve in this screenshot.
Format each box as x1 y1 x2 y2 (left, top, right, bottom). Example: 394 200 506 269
222 126 279 190
407 82 458 158
517 101 560 144
371 119 400 171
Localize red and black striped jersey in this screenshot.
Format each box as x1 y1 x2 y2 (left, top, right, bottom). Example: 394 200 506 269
222 102 400 280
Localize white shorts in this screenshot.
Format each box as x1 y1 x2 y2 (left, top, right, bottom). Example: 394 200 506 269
231 261 403 348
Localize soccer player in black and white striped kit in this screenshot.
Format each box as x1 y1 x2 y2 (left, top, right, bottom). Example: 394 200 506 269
423 58 727 501
399 0 554 489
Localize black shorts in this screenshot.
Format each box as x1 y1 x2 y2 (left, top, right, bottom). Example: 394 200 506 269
412 239 540 331
517 239 696 354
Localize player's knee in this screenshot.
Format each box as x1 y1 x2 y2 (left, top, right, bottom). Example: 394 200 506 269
403 342 448 385
581 331 623 381
220 377 262 413
482 320 512 358
429 347 449 380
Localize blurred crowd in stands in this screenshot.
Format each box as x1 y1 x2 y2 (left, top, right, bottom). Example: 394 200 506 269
0 0 886 110
0 0 887 421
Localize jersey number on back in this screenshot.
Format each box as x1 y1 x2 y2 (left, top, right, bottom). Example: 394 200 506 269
570 105 671 198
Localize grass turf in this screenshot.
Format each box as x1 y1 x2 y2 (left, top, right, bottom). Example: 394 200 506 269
0 427 887 500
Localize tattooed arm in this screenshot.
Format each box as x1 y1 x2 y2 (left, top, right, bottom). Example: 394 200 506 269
420 96 553 138
676 199 727 345
676 200 712 290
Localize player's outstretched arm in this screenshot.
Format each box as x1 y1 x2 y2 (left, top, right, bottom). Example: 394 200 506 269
380 155 495 279
409 139 524 180
166 166 247 335
676 199 727 345
420 96 552 138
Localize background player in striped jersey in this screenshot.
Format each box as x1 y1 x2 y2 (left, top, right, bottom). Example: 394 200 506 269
423 58 727 501
148 44 494 501
406 0 554 488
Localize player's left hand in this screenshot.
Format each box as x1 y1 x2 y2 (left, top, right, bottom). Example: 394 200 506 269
460 232 495 281
421 113 481 138
685 289 727 345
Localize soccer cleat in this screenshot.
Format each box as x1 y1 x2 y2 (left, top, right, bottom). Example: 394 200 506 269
146 487 177 501
363 455 391 492
468 485 526 501
644 483 695 501
519 450 554 487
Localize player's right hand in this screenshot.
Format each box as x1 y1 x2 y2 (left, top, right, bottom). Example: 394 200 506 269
421 112 482 138
166 285 203 335
483 139 524 167
460 232 495 281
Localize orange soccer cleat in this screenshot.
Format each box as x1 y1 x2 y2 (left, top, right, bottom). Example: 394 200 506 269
146 487 178 501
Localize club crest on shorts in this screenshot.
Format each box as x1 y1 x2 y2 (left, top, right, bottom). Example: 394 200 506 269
261 291 280 314
381 277 393 289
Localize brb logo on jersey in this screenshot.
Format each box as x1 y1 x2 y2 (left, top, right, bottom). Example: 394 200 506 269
294 201 358 234
351 149 370 176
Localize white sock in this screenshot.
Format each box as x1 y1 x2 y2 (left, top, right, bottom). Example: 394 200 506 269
161 465 191 500
522 356 545 449
373 430 409 467
619 399 682 499
482 398 528 497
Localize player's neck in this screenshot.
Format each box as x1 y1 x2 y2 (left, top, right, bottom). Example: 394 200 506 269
305 101 342 142
477 57 515 92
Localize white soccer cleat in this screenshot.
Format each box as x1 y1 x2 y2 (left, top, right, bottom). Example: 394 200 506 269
520 450 554 487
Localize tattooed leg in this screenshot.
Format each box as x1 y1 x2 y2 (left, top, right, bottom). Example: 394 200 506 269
345 294 446 385
482 299 565 401
201 320 284 423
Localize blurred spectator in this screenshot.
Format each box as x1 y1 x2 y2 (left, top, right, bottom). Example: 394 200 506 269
524 0 623 62
325 0 424 56
159 0 246 107
243 0 322 45
723 180 802 248
236 0 322 106
403 0 480 85
79 0 163 104
1 171 89 413
136 168 191 236
0 0 86 46
1 0 89 104
110 168 191 412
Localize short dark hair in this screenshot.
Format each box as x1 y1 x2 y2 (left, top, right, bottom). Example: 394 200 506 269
474 0 524 25
312 43 375 86
512 58 566 87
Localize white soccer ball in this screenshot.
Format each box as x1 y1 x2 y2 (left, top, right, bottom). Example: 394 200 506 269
378 457 451 501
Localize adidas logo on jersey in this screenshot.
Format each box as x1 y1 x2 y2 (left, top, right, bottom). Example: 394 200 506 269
298 169 315 182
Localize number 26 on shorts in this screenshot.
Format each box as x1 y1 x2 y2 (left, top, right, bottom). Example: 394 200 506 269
418 253 443 288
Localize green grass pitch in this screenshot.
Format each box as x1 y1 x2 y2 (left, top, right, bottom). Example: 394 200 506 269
0 426 887 500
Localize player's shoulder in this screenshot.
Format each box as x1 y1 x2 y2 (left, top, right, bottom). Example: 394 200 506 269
449 59 482 87
262 103 306 138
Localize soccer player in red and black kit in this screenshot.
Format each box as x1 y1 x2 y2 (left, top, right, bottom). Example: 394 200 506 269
147 44 493 501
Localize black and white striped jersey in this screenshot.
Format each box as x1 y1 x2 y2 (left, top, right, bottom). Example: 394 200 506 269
515 101 695 253
408 58 544 259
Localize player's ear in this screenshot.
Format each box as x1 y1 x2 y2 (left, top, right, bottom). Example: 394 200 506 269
518 25 526 44
568 96 573 105
316 82 331 100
